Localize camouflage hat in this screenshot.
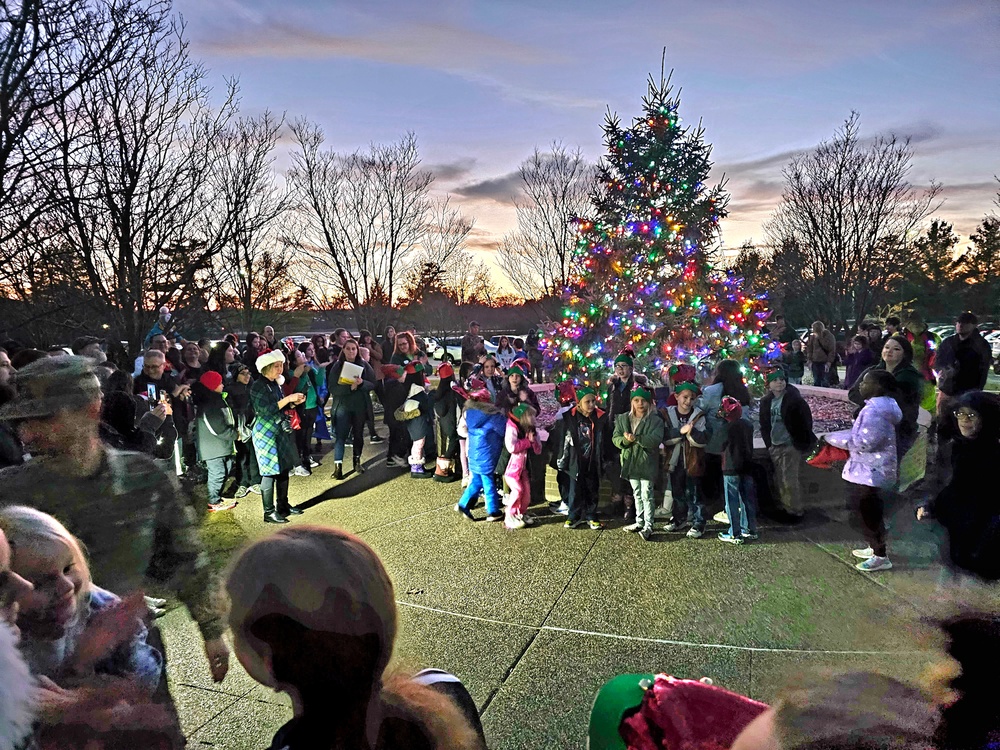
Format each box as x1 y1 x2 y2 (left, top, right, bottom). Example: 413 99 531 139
0 356 102 421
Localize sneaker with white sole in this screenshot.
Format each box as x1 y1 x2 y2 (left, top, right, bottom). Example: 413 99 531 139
718 532 744 545
454 504 475 521
564 519 585 529
852 547 875 559
505 515 526 530
686 526 705 539
370 434 385 444
485 513 504 523
208 500 237 512
743 532 759 541
587 520 603 530
624 523 641 533
653 507 671 519
292 466 311 477
664 520 690 532
555 502 569 515
249 484 261 495
234 486 250 499
713 511 729 524
855 556 892 572
309 459 321 468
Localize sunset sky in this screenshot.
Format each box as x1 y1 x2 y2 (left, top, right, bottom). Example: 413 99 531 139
174 0 1000 277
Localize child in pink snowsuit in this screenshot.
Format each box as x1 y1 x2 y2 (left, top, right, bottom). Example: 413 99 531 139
504 403 541 529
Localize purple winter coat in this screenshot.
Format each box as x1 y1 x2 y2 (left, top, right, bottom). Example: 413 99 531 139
825 396 902 489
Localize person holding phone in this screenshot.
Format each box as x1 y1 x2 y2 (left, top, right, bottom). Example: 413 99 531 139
250 351 306 524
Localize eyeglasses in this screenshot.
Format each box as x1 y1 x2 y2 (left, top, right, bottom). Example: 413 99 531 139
954 410 980 421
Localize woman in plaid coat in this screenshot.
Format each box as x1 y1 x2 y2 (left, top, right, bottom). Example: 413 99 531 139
250 350 306 524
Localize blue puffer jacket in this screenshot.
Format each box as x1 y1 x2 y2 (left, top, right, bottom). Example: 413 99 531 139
464 399 506 474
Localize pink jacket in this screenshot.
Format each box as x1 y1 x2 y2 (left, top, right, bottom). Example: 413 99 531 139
504 419 541 478
825 396 902 489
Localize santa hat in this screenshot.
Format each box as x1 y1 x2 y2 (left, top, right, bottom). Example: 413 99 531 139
468 388 492 403
199 370 223 391
255 349 285 374
437 362 454 380
404 361 424 376
720 395 743 422
557 381 577 405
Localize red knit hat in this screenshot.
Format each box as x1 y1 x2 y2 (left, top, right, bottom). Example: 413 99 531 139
199 370 223 391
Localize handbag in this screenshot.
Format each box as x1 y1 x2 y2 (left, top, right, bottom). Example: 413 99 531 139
684 443 706 477
284 408 302 431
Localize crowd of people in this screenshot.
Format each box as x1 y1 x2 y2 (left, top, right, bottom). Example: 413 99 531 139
0 306 997 748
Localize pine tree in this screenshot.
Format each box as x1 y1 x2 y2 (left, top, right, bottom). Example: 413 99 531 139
547 72 773 390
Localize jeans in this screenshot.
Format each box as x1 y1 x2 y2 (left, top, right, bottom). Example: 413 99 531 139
459 472 501 516
556 470 572 505
333 407 366 462
668 468 704 528
234 439 260 488
723 474 758 538
788 377 802 385
568 467 600 523
260 471 290 516
811 362 828 387
769 444 804 515
205 456 232 504
294 407 317 468
629 478 654 531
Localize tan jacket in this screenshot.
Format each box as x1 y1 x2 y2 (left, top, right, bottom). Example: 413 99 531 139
806 330 837 364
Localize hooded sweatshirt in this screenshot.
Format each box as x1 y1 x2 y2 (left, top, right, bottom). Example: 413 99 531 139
825 395 902 489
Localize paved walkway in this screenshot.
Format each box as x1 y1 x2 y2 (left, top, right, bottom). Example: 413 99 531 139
161 444 965 749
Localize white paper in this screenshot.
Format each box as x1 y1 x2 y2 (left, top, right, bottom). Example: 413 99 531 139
339 361 364 385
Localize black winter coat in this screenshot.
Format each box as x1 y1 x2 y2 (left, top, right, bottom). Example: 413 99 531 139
759 384 815 452
548 406 611 479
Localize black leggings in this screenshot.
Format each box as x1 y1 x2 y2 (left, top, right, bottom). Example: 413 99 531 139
261 471 290 516
295 407 317 468
847 482 887 557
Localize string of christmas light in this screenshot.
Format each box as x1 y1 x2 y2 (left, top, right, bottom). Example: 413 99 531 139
544 72 780 392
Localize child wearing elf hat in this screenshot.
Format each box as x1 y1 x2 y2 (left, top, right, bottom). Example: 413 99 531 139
607 353 649 523
549 387 610 531
499 364 540 415
455 388 507 522
659 382 709 536
717 396 758 544
612 386 664 541
393 362 434 478
432 362 461 483
503 403 542 529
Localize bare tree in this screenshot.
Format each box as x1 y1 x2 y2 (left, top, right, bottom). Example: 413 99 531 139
764 112 941 330
497 143 595 299
410 196 474 272
287 121 433 329
207 110 298 332
43 13 239 350
0 0 168 247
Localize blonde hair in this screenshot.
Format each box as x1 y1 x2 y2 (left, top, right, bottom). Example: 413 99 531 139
630 394 650 418
225 526 483 749
0 506 92 607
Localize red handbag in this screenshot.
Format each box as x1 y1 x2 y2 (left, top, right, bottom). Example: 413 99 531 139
286 408 302 431
806 442 850 469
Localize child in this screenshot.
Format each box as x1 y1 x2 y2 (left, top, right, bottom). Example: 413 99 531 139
717 396 758 544
782 339 807 384
546 381 578 516
393 362 433 479
378 364 410 468
612 387 664 541
498 365 540 414
456 362 475 487
843 335 876 390
550 387 609 531
455 388 507 522
192 370 238 512
503 403 542 529
759 369 815 521
825 369 901 572
432 362 460 483
660 382 709 537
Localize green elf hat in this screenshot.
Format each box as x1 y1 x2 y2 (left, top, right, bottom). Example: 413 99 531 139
631 386 652 402
576 386 597 402
404 361 424 376
506 365 525 379
674 382 700 396
766 369 787 384
614 354 633 367
511 402 535 420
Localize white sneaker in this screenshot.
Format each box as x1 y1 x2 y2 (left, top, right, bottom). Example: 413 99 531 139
292 466 311 477
654 506 671 519
686 527 705 539
624 523 641 533
555 501 569 515
713 511 729 524
852 547 875 559
505 515 526 530
856 555 892 572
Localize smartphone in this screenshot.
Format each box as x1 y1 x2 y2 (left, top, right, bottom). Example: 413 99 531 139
146 384 157 402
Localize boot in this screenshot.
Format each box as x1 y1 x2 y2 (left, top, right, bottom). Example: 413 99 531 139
333 462 343 480
354 457 364 474
264 511 289 524
410 464 432 479
434 457 457 483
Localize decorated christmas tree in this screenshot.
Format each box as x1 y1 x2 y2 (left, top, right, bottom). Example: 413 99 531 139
546 72 776 391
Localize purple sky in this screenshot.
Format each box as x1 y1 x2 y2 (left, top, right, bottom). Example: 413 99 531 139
175 0 999 276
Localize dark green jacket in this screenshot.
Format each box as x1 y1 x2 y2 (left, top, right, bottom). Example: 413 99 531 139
612 412 664 481
326 359 375 414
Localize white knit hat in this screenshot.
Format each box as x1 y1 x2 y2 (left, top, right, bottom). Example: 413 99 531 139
255 349 285 373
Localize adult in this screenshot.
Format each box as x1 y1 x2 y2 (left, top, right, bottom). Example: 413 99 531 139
262 325 287 355
379 326 397 362
805 321 836 387
495 336 516 370
225 364 261 498
699 360 752 511
768 314 797 346
326 340 376 479
358 330 383 372
880 316 902 352
101 370 176 460
0 357 230 683
204 340 236 381
525 328 545 384
286 347 321 477
329 328 350 360
178 340 204 385
133 350 189 409
0 349 12 388
196 338 212 365
310 334 331 368
849 335 922 459
70 336 106 363
606 354 647 522
242 332 264 375
390 331 417 366
460 322 485 364
936 311 992 412
225 526 487 750
250 351 306 524
759 370 815 520
917 391 1000 583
